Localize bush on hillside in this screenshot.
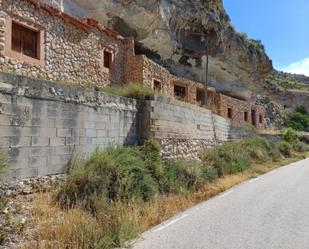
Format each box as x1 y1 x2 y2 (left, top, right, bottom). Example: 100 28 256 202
201 142 251 176
292 141 308 152
278 141 293 157
281 128 298 144
240 136 281 163
57 146 159 211
284 105 309 132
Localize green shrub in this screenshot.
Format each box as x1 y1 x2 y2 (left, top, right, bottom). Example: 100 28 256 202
284 106 309 131
0 228 8 246
165 160 204 192
282 128 298 143
57 146 159 211
202 142 251 176
278 141 293 157
293 141 309 152
141 139 164 182
248 137 282 162
101 83 155 99
0 147 7 173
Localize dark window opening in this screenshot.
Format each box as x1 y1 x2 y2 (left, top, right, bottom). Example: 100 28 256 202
228 108 233 119
174 84 186 101
244 111 249 122
153 80 162 92
104 50 113 69
196 89 205 106
12 22 39 59
259 114 263 124
251 109 257 126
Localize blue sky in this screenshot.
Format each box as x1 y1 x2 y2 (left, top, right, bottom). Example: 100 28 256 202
222 0 309 76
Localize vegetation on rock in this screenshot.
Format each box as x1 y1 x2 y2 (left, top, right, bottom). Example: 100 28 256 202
266 71 309 93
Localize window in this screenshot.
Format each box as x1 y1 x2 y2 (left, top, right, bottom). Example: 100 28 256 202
196 89 205 106
11 22 39 59
251 109 257 126
259 114 263 124
153 80 162 92
228 108 233 119
244 111 249 122
174 84 186 101
103 50 113 69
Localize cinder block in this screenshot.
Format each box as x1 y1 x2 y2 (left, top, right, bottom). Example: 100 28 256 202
0 127 40 137
48 155 70 166
0 137 9 147
79 137 93 145
95 122 106 130
57 128 72 137
29 156 47 168
31 137 50 147
8 147 30 166
96 129 107 137
50 137 65 147
40 128 57 137
71 128 85 137
55 119 80 128
30 147 54 157
55 146 73 156
9 136 31 147
85 129 96 137
30 118 56 128
84 121 95 129
66 137 79 146
19 167 39 178
0 114 12 126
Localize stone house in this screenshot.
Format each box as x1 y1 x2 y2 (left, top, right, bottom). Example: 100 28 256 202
0 0 265 128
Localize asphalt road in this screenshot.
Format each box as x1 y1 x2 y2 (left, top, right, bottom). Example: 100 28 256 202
131 158 309 249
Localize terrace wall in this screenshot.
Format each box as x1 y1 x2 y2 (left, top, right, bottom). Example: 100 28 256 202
0 72 140 180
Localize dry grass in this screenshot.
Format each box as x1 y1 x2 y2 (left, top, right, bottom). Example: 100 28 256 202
19 152 308 249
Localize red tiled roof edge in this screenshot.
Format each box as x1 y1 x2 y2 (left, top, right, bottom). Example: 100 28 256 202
21 0 126 41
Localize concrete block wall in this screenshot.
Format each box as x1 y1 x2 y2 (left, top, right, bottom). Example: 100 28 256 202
0 72 140 181
141 95 232 159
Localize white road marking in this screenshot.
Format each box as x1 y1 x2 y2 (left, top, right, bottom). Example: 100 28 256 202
155 214 189 232
218 190 234 199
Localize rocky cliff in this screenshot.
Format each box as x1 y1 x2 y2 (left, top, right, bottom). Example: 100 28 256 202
62 0 272 101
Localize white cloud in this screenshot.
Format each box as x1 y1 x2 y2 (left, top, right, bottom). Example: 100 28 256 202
281 58 309 76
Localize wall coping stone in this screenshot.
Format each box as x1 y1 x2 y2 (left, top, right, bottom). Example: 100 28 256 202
0 72 139 111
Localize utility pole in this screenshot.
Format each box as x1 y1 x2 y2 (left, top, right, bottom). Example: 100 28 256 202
204 48 209 108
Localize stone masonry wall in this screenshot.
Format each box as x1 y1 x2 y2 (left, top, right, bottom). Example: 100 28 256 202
0 72 140 181
0 0 133 86
141 95 231 159
216 93 265 129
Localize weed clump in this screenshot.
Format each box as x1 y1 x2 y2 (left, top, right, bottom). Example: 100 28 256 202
101 83 155 99
278 141 293 157
0 147 7 173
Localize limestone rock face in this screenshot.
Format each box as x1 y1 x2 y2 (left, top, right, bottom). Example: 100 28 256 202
63 0 272 100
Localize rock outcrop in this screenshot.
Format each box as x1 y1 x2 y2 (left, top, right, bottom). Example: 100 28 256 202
61 0 272 101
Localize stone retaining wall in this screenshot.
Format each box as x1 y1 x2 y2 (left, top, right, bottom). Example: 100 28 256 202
141 95 232 159
0 72 140 181
0 72 254 180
